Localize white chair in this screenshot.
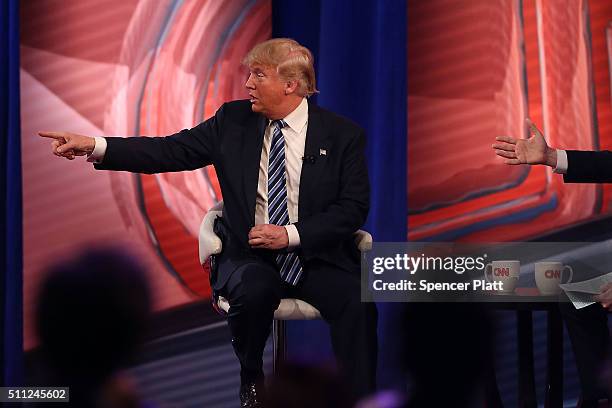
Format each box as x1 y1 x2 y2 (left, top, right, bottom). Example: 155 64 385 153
198 201 372 372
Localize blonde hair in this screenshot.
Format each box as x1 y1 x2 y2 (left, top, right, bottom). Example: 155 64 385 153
243 38 319 97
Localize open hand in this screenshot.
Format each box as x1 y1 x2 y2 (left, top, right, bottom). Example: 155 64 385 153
38 131 95 160
248 224 289 250
492 118 557 167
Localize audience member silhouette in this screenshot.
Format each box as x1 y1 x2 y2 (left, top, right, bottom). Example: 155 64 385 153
34 247 152 407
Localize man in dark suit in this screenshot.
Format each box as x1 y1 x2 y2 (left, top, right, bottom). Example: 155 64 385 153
493 119 611 407
39 38 377 407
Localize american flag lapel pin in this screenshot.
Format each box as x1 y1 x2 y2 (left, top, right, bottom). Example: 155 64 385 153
320 148 327 156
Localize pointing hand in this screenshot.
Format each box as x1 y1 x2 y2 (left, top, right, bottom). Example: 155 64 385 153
38 131 96 161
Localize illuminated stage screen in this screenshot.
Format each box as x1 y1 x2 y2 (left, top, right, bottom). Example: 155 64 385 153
408 0 612 242
19 0 612 350
20 0 271 349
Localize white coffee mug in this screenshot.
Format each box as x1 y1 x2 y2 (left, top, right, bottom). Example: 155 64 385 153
534 261 573 295
484 260 520 293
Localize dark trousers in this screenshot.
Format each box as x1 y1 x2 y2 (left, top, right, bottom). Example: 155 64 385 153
560 300 610 407
218 257 378 397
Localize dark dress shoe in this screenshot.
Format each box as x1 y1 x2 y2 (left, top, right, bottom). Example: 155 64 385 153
239 382 262 408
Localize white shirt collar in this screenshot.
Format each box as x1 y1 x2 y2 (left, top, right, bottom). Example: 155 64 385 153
270 98 308 133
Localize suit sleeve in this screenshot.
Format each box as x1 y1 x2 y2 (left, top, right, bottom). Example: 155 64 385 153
94 104 226 174
563 150 612 183
294 130 370 256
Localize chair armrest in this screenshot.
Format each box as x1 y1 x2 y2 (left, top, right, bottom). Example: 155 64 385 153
209 200 224 212
216 296 322 320
198 201 224 265
354 229 372 252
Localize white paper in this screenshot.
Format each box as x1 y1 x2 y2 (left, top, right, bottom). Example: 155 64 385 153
564 291 596 309
559 271 612 309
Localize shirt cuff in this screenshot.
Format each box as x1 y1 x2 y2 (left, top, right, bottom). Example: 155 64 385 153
87 136 107 163
285 224 301 249
553 149 568 174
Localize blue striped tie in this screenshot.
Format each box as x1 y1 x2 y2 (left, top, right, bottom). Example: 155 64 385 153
268 119 303 285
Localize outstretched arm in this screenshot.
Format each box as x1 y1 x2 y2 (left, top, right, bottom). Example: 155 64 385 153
493 118 612 183
38 105 226 173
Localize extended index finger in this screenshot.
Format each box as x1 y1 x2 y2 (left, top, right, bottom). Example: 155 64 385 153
38 131 67 140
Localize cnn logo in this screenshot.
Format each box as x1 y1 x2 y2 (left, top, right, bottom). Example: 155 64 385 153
545 269 561 279
494 267 510 277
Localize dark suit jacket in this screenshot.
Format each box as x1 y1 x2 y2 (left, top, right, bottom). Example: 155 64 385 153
564 150 612 183
95 100 370 289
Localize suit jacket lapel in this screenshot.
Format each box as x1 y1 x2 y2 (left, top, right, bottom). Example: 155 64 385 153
299 104 329 215
242 113 267 226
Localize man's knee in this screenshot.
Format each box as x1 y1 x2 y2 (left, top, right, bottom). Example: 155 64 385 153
228 263 281 311
241 284 281 311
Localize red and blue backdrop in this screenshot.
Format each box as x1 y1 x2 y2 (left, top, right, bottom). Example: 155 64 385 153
3 0 612 400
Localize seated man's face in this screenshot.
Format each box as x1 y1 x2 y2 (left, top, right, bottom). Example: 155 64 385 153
245 64 287 119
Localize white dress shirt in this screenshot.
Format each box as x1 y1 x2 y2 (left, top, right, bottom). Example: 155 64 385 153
87 98 309 248
255 97 307 248
554 149 568 174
